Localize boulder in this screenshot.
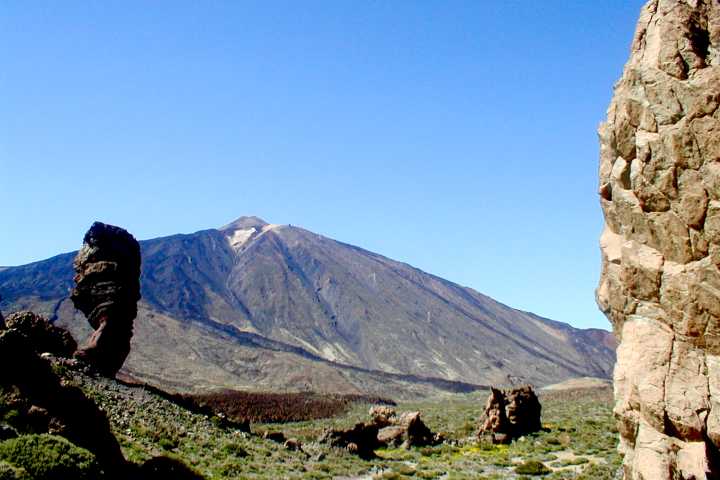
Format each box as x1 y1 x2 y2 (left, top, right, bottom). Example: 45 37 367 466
369 405 397 427
366 406 440 449
71 222 141 377
377 426 405 447
478 386 541 444
262 431 286 444
397 411 437 447
283 438 302 452
318 422 381 459
3 311 76 357
504 386 542 437
598 1 720 478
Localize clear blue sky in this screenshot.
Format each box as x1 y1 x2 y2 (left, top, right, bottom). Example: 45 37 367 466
1 1 645 330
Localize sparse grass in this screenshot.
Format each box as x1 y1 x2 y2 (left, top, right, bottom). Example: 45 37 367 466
57 369 621 479
515 460 551 475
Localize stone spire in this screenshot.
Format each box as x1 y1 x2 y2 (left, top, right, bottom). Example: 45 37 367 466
598 1 720 478
71 222 141 377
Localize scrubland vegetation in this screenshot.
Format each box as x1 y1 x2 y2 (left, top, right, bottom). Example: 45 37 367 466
15 369 619 479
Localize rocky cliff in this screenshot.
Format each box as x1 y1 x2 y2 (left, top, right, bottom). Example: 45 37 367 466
597 0 720 478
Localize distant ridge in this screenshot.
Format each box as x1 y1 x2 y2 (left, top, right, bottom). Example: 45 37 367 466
0 216 615 397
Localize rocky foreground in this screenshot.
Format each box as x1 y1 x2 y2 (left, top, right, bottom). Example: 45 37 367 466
1 358 619 479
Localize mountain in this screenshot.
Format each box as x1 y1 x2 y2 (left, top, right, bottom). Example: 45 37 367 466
0 216 615 397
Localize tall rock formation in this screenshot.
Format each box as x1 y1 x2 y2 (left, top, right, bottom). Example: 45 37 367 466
598 1 720 478
72 222 141 377
478 386 542 444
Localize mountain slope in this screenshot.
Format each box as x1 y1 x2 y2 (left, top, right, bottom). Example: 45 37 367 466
0 216 614 396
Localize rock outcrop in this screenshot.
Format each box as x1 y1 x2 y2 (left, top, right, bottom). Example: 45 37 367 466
3 311 76 357
71 222 141 377
319 422 381 459
0 328 127 478
320 406 441 457
371 407 439 448
597 1 720 478
478 386 542 444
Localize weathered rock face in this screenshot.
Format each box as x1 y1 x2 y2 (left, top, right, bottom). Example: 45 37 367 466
597 1 720 478
3 311 77 357
71 222 141 377
320 406 440 457
478 386 542 444
318 422 381 459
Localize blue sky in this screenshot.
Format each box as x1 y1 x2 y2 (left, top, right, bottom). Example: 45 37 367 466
1 1 645 330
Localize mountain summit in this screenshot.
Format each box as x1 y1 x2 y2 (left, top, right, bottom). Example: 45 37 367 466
0 217 615 396
220 215 270 231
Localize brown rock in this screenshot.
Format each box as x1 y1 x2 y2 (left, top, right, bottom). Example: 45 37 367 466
262 431 286 443
369 405 397 427
397 411 437 447
71 222 141 377
478 386 541 444
598 1 720 478
283 438 302 451
377 426 406 447
3 311 77 357
318 422 381 459
367 405 440 448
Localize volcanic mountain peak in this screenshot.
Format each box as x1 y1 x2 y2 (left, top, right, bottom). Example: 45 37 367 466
220 215 269 232
220 216 284 251
0 217 615 397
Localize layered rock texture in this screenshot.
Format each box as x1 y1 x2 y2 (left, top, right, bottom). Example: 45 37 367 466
0 216 614 398
71 222 141 377
597 0 720 478
478 386 542 444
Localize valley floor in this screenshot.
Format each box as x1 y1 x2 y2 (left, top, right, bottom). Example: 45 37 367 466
70 371 620 479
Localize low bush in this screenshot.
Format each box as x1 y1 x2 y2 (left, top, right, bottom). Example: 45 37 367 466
0 434 100 480
222 442 248 457
576 463 619 480
0 461 29 480
514 460 551 475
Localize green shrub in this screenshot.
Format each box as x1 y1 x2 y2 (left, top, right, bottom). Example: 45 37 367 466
0 434 100 480
222 442 248 457
576 463 618 480
544 435 561 445
514 460 551 475
159 437 178 451
0 461 29 480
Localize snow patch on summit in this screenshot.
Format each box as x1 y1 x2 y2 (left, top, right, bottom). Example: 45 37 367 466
225 223 283 251
228 228 257 250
